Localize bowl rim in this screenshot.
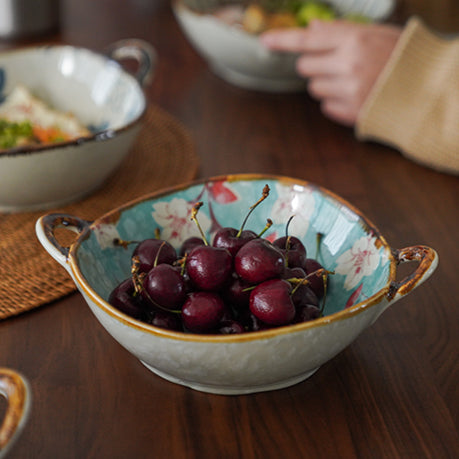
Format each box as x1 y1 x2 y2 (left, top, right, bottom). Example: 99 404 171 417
0 44 147 158
67 173 397 343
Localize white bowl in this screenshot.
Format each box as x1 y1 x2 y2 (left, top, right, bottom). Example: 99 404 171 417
36 174 438 395
173 0 395 92
0 39 156 212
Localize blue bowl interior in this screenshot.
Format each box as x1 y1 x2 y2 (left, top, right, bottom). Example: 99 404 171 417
75 178 392 316
0 46 145 132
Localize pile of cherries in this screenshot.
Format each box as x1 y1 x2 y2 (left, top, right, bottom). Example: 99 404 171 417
108 185 330 334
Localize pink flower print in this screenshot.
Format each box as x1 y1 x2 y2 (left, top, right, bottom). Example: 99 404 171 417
270 184 314 238
345 284 363 308
335 236 380 290
152 198 211 248
207 181 240 204
93 223 121 249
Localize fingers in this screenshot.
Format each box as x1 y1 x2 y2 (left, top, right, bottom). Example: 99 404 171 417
260 19 360 53
320 98 359 126
260 20 340 53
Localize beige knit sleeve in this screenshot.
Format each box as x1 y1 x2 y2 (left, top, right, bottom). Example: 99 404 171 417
356 17 459 175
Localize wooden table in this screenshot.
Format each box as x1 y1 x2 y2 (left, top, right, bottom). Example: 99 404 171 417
1 1 458 457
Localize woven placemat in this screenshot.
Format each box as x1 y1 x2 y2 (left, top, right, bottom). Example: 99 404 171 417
0 105 199 320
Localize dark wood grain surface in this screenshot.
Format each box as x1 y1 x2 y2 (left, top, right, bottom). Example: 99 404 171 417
1 1 458 458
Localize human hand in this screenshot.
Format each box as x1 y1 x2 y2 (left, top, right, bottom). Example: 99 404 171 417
260 20 402 126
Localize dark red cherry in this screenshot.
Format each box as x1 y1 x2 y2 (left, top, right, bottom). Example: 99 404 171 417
294 304 321 323
234 238 285 284
212 227 257 257
143 263 186 310
217 320 245 334
304 258 327 299
186 245 232 291
182 291 226 333
273 236 307 269
283 266 319 307
179 236 205 257
249 278 295 326
132 238 177 273
149 310 182 331
108 278 147 320
223 275 252 310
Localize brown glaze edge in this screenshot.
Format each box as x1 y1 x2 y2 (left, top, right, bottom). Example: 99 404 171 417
0 368 30 451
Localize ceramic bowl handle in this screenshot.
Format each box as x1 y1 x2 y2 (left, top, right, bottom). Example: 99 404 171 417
35 213 91 271
105 38 157 87
388 245 438 302
0 369 31 458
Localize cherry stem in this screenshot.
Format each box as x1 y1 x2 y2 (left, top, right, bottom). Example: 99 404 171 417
190 202 209 246
113 238 139 249
236 184 270 237
257 218 273 238
320 273 328 316
154 228 161 239
315 232 324 260
288 268 334 296
285 215 294 238
284 235 292 267
153 241 167 268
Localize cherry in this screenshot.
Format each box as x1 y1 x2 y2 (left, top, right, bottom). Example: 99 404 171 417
213 227 257 257
249 278 295 326
132 238 177 273
143 263 186 310
304 258 327 299
186 245 232 291
149 310 182 331
217 320 245 334
182 291 226 333
108 278 147 320
179 236 205 257
234 238 285 284
283 266 319 307
213 184 270 257
273 235 307 269
294 304 321 323
223 274 252 310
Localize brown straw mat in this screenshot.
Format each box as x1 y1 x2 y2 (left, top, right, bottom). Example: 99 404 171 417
0 105 199 320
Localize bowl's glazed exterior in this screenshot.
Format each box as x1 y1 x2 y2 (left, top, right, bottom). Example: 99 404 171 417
0 40 155 212
36 174 438 394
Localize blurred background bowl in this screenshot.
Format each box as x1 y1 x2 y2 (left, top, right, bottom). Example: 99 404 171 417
36 174 437 395
173 0 395 92
0 39 156 212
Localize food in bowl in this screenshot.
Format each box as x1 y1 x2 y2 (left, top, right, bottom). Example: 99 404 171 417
209 0 369 36
108 185 330 333
173 0 394 91
0 84 90 150
0 39 155 212
36 175 438 394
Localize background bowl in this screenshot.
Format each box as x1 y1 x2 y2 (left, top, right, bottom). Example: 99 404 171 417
173 0 395 92
0 39 155 212
36 174 437 395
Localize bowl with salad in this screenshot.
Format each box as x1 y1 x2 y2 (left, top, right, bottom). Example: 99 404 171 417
173 0 395 92
0 39 156 212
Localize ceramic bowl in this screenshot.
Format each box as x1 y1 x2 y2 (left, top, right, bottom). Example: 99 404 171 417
0 39 156 212
0 368 31 458
173 0 395 92
36 174 438 395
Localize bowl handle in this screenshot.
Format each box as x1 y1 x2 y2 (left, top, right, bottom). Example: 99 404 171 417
35 213 91 272
105 38 157 87
0 368 31 458
387 245 439 303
